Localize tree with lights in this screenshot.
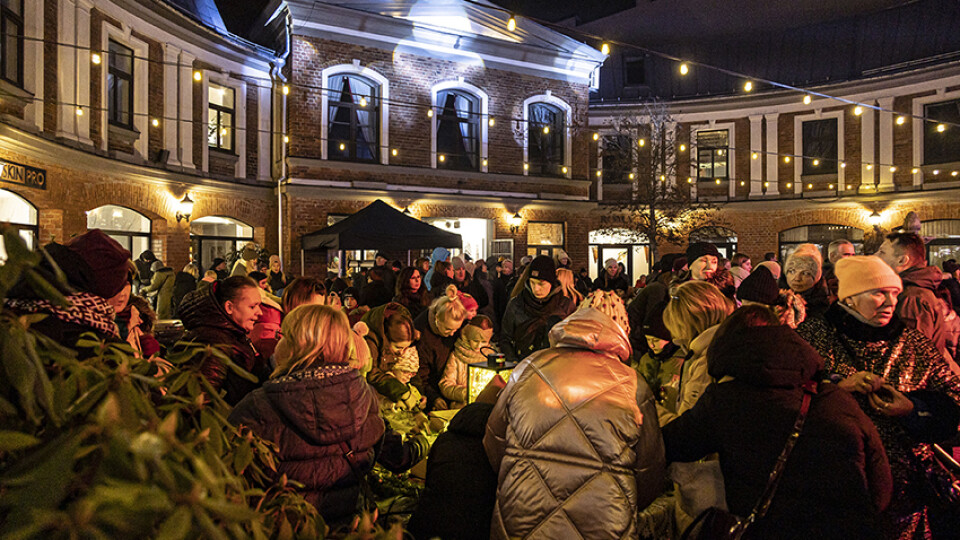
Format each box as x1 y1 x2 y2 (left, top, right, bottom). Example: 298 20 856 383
598 100 721 264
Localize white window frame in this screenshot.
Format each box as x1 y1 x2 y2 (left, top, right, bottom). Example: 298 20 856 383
320 62 390 165
912 88 960 186
431 79 488 172
523 92 572 178
200 72 246 178
793 109 845 193
19 0 43 130
689 121 737 198
99 21 148 158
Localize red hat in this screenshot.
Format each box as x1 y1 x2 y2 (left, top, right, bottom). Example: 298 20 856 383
63 229 132 299
458 291 479 313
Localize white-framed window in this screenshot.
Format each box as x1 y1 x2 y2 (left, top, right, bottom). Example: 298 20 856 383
690 121 737 198
320 63 389 165
86 204 151 256
99 22 149 156
208 82 235 152
431 80 489 172
523 93 572 178
200 73 246 177
0 0 23 87
912 89 960 182
793 110 845 190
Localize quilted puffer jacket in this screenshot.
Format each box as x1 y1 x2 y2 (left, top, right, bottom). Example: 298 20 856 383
483 308 666 539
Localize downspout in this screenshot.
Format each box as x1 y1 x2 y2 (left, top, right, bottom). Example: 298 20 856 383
273 9 293 272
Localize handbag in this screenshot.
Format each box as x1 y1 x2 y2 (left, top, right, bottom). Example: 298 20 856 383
680 380 818 540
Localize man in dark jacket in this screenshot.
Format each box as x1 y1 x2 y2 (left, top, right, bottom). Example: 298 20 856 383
360 266 393 309
593 257 630 296
178 276 268 405
876 232 952 361
134 250 157 293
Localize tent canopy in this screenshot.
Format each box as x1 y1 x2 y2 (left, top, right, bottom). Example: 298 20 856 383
300 199 462 251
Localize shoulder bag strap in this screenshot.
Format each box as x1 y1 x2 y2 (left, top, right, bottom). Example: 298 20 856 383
338 441 378 512
740 380 818 528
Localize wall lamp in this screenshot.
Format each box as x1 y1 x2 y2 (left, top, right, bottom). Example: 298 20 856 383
176 193 194 223
509 212 523 234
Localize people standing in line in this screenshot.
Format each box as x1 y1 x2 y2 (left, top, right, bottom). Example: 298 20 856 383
134 250 157 294
228 305 428 526
635 300 685 422
267 255 289 294
824 239 856 299
484 291 666 539
499 256 576 364
414 285 469 411
171 263 199 318
728 252 752 288
783 243 831 317
876 232 954 364
593 257 630 297
663 305 892 540
178 275 268 405
144 260 175 319
796 256 960 538
393 266 431 319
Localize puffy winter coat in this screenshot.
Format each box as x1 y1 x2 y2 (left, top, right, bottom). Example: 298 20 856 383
144 267 175 319
498 288 575 363
797 303 960 538
663 324 892 540
178 284 268 405
228 364 427 523
898 265 950 359
484 308 666 539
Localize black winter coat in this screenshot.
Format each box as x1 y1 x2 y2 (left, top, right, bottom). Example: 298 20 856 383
593 271 630 294
171 271 196 317
663 324 892 540
498 288 574 363
178 284 269 405
228 364 428 523
360 280 393 309
414 307 459 409
407 403 497 540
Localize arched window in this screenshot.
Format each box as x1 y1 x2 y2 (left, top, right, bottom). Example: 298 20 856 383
689 226 738 259
436 89 481 171
190 216 254 272
0 189 38 262
778 224 863 262
527 102 566 177
327 74 380 162
87 205 151 257
920 219 960 268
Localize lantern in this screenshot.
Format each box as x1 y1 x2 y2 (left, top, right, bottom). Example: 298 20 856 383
466 353 517 403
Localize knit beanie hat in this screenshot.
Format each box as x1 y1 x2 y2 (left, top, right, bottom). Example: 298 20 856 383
458 292 479 313
63 229 132 299
392 346 420 373
672 256 688 273
528 255 557 284
737 265 780 305
342 287 359 300
835 256 903 300
642 300 672 341
451 256 465 271
461 322 494 346
686 242 721 265
555 249 570 266
785 243 823 282
579 290 630 335
756 260 782 281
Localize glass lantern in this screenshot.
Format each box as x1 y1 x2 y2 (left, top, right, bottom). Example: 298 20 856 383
466 353 517 403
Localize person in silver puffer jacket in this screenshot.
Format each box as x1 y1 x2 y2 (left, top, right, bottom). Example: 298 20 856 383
483 291 666 539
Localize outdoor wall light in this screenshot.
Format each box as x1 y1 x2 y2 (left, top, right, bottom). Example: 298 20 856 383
176 193 194 223
869 211 882 227
509 212 523 233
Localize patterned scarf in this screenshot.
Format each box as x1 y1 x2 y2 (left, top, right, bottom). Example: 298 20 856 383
6 292 119 339
271 363 355 384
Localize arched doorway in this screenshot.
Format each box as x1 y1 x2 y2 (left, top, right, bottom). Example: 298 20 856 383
921 219 960 268
86 205 152 257
778 224 864 262
588 228 649 285
0 189 38 262
190 216 254 272
689 226 738 259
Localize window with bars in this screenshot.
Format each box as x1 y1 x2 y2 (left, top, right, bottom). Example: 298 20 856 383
0 0 23 87
208 83 235 152
802 118 838 175
696 129 729 181
924 100 960 165
328 74 379 162
436 90 480 171
528 103 565 176
107 40 134 128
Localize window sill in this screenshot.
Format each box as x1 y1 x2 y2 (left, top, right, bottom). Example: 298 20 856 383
0 78 32 111
209 147 239 159
108 122 141 147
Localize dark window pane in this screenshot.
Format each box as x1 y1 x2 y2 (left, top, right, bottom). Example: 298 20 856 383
924 100 960 165
624 57 645 86
602 135 632 184
0 7 22 86
802 118 838 174
326 75 378 162
1 0 21 16
437 90 480 170
696 130 729 181
109 41 133 74
208 84 236 151
528 103 565 176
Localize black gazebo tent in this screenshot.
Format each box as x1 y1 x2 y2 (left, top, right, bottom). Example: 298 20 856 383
299 200 461 271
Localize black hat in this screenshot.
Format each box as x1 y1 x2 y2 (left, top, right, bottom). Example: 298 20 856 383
642 300 672 341
527 255 557 284
686 242 721 264
737 266 779 305
342 286 359 299
672 256 688 273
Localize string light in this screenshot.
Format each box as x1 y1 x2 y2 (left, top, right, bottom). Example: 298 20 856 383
787 182 792 188
743 81 753 92
76 107 83 116
751 152 758 160
687 177 693 183
764 182 769 188
628 173 635 179
715 178 721 184
391 148 398 156
592 132 599 141
846 185 851 189
339 143 345 151
911 168 919 174
740 181 745 186
489 118 496 127
561 166 568 174
601 43 610 55
807 183 813 189
679 63 689 75
934 169 941 175
482 158 488 167
91 52 101 65
889 166 897 173
283 135 289 143
439 154 446 162
828 184 834 189
596 170 602 177
359 97 367 107
679 144 686 152
151 118 160 127
937 123 946 132
660 174 666 181
953 171 959 177
803 95 811 105
282 85 290 96
896 116 905 125
854 106 863 116
866 164 873 170
193 71 202 81
507 15 516 31
523 163 529 171
783 156 791 163
427 109 433 118
638 138 645 147
840 162 846 168
813 159 819 166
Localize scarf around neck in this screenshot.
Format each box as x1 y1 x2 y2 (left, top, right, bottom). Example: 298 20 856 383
6 292 120 339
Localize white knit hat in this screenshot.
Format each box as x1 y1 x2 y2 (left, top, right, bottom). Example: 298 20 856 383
785 243 823 282
392 346 420 373
835 256 903 300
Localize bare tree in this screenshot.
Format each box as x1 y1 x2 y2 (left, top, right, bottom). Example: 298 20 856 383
598 100 721 263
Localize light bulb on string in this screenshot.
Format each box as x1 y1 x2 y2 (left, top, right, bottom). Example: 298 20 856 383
542 126 550 134
803 95 812 105
937 124 946 133
489 118 495 127
854 106 863 116
743 81 753 92
638 138 645 147
91 52 101 65
601 43 610 55
679 63 689 75
896 116 905 125
592 132 599 141
679 144 686 152
507 15 516 31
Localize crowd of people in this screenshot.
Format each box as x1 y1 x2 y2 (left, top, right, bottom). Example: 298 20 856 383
6 228 960 539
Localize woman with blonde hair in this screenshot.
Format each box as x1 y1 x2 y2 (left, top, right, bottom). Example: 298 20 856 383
229 304 429 524
556 267 584 304
414 284 469 410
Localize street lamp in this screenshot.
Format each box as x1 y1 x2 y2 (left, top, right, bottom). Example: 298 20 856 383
176 193 194 223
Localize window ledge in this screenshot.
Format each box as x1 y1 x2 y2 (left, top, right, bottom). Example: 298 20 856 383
209 149 240 164
108 123 141 147
0 79 33 110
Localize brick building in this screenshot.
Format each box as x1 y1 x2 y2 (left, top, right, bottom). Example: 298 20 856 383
0 0 607 279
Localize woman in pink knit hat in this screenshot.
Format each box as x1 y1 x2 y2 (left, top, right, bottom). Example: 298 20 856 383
796 256 960 538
